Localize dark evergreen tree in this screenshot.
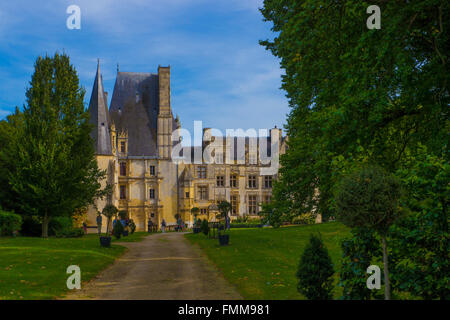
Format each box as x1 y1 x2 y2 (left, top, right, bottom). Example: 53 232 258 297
297 234 335 300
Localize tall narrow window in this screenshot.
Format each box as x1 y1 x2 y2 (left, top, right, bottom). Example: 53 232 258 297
120 141 126 153
149 165 156 176
230 195 238 215
198 186 208 200
197 166 207 179
264 176 272 188
149 189 155 199
120 185 126 199
248 195 257 215
120 162 127 176
248 175 257 188
230 175 237 188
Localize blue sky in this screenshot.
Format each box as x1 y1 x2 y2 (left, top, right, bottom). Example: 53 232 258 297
0 0 288 135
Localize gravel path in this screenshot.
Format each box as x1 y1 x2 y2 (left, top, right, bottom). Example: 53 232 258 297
64 232 242 300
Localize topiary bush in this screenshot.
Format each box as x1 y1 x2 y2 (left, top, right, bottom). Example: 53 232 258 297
297 234 335 300
113 219 124 239
0 210 22 236
129 219 136 234
201 219 209 235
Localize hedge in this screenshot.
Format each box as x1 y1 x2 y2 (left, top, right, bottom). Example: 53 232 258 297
0 210 22 236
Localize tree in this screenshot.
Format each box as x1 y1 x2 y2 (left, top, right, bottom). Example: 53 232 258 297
390 147 449 300
296 234 335 300
5 53 109 237
339 227 381 300
335 166 402 299
217 200 231 220
102 204 118 236
260 0 449 235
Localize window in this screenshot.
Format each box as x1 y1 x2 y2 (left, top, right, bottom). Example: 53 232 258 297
185 191 190 198
248 195 257 215
216 175 224 187
120 162 127 176
248 175 257 188
120 185 126 199
150 165 156 176
230 195 238 215
120 141 126 153
264 176 272 188
149 189 155 199
264 195 271 204
197 166 207 179
230 175 237 188
200 208 207 215
198 186 208 200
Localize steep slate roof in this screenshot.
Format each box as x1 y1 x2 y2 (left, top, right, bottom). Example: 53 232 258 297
88 62 112 155
110 72 159 156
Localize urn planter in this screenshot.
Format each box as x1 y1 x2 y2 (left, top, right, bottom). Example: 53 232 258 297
218 234 229 246
100 236 111 247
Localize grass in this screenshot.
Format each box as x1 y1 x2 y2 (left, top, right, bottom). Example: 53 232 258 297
185 222 350 300
0 232 149 300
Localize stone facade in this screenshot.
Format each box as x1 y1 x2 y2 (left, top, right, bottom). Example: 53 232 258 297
87 62 287 231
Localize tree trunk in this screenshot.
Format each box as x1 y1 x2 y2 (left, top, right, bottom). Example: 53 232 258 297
382 236 391 300
42 212 50 238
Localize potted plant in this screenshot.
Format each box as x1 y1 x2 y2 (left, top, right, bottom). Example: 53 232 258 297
129 219 136 234
191 207 200 234
100 204 118 247
217 200 232 246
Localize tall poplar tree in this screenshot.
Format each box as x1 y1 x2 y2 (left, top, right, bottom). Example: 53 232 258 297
7 53 108 237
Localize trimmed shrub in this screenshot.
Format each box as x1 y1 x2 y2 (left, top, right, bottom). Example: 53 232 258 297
201 219 209 235
54 227 84 238
297 234 335 300
230 223 262 228
292 213 315 225
129 219 136 234
49 216 73 236
0 210 22 236
113 219 124 239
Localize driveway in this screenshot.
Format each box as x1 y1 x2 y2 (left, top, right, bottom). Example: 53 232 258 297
64 232 242 300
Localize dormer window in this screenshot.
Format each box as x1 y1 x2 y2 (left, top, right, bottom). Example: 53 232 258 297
120 141 126 153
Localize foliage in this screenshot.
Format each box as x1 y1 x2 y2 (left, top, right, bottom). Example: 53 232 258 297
20 216 42 237
258 202 284 228
0 53 110 237
260 0 449 220
230 223 262 228
118 210 128 220
201 219 209 236
296 234 335 300
129 219 136 234
0 210 22 236
292 213 315 225
335 166 402 234
102 204 118 236
335 166 402 299
390 148 449 300
112 219 124 239
339 227 381 300
190 207 200 216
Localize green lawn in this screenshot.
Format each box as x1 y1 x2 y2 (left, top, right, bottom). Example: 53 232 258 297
185 222 350 300
0 232 149 300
